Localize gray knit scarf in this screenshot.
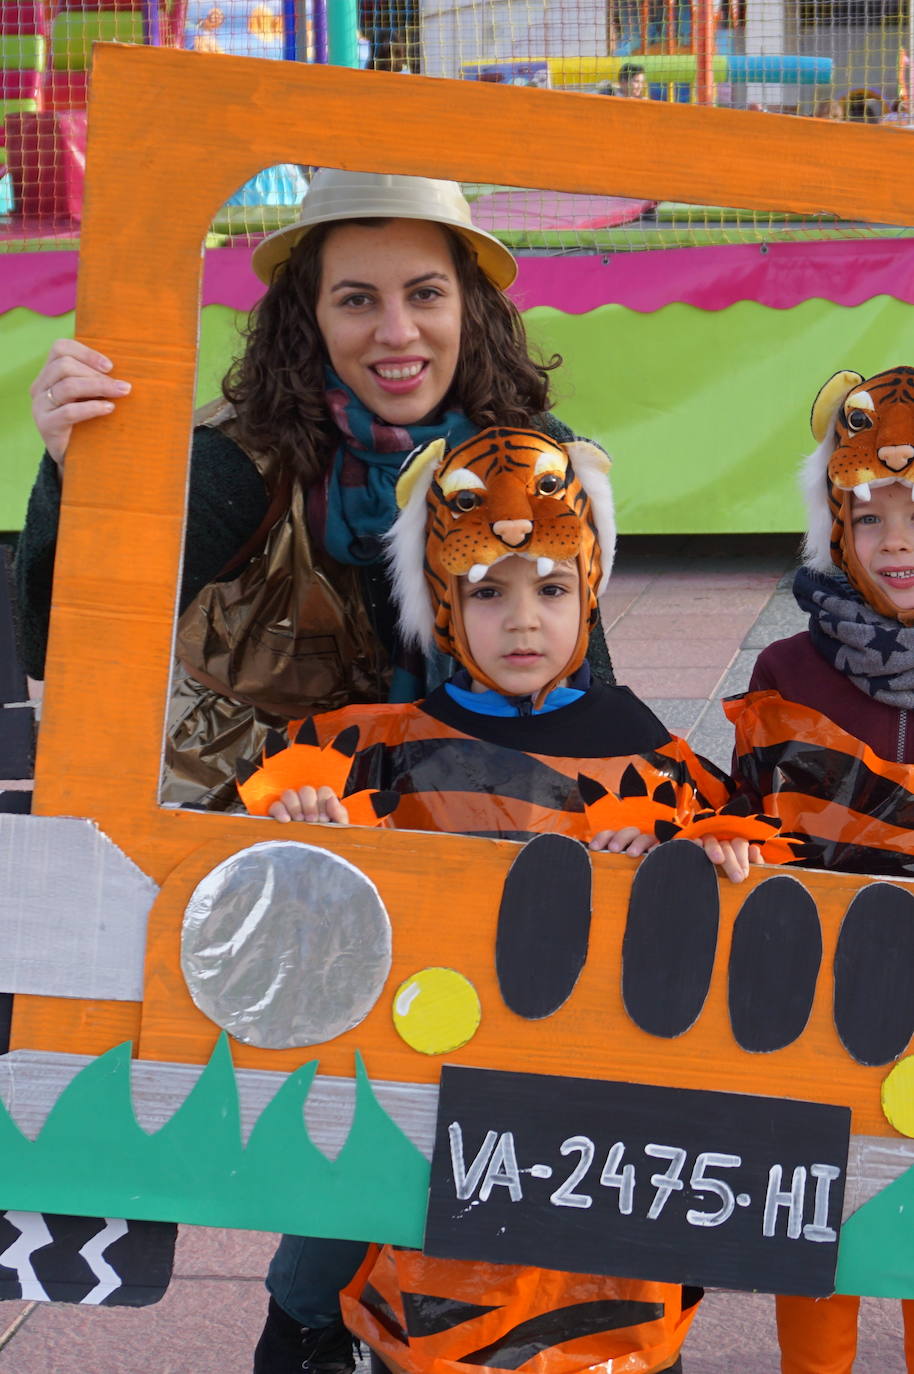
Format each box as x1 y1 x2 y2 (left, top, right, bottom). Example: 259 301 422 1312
794 565 914 708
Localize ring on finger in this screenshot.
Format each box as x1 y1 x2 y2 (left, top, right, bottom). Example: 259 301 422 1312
46 386 57 408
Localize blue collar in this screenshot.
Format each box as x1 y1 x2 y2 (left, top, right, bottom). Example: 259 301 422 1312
443 665 590 717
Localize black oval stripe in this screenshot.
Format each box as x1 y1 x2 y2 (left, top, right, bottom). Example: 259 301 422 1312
728 876 822 1053
834 882 914 1066
622 840 719 1038
496 834 591 1019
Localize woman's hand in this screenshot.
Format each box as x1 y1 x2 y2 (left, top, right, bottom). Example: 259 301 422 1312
696 836 763 883
589 827 658 857
30 339 131 468
268 785 350 825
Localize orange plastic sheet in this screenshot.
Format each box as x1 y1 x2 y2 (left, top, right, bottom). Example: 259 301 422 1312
235 701 731 842
726 690 914 875
341 1245 697 1374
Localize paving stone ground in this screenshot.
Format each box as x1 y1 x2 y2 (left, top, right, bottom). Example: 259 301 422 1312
0 532 905 1371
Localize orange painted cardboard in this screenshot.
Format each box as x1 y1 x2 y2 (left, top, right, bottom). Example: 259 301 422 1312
14 46 914 1289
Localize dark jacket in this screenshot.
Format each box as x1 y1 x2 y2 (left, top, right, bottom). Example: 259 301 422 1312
730 631 914 876
15 425 269 680
748 631 914 765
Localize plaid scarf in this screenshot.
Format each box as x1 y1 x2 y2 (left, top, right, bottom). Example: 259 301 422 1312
320 368 476 567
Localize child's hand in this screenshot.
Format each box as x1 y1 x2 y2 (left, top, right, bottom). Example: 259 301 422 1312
268 785 350 825
589 827 659 857
695 836 763 882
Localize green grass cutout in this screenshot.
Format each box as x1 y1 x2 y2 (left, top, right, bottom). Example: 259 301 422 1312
0 1036 429 1242
835 1160 914 1299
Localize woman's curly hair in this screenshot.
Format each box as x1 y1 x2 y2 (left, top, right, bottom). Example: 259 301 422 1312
222 219 560 485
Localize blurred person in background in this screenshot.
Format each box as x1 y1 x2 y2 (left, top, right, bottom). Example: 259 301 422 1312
618 62 647 97
359 1 419 72
844 88 885 121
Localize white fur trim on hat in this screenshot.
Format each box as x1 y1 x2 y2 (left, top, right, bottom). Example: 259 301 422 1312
801 369 867 570
800 430 838 572
565 440 616 592
385 442 443 649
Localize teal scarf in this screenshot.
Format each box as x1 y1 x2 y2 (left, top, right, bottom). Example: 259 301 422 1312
321 368 477 566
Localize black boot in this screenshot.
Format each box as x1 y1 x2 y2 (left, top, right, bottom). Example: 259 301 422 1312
253 1298 359 1374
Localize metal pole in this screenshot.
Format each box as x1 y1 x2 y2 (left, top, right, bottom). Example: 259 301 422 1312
314 0 328 63
283 0 297 60
327 0 359 67
694 0 715 103
142 0 160 47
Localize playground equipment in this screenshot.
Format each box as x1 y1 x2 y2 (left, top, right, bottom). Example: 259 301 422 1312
465 53 833 99
0 5 44 173
0 0 360 227
461 0 831 104
0 0 187 223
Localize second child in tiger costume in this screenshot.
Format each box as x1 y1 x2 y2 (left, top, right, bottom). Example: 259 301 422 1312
240 425 773 1374
728 365 914 1372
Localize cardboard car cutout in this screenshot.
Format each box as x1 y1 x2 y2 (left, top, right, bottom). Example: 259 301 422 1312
6 44 914 1304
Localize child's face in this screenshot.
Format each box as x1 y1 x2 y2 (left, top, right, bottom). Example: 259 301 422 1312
852 481 914 612
458 555 581 697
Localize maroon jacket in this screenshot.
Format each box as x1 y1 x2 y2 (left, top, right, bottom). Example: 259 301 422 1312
748 631 914 766
730 632 914 875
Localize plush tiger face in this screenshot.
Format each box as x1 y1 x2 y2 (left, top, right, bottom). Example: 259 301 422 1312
388 427 615 698
804 366 914 622
812 366 914 496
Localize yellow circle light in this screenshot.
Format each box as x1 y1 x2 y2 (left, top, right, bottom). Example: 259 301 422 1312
882 1056 914 1137
392 968 482 1055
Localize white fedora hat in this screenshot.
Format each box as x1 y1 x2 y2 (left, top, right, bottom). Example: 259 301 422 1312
251 168 517 290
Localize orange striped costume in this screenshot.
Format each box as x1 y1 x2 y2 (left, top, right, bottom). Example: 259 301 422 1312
272 679 730 843
726 689 914 877
243 677 729 1374
341 1246 700 1374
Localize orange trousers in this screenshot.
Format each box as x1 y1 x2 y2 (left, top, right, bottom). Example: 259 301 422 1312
776 1293 914 1373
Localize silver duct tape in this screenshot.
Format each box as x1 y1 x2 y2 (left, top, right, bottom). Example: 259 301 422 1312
843 1133 914 1221
181 841 392 1050
0 815 156 1000
0 1051 439 1157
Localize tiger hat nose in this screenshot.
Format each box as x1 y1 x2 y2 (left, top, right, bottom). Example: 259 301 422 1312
878 445 914 472
491 519 533 547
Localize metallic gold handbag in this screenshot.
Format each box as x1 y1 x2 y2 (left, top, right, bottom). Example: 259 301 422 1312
162 410 387 808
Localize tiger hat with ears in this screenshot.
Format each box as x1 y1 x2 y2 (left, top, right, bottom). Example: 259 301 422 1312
387 426 616 704
804 365 914 623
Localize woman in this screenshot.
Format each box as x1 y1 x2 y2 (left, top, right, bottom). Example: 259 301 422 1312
17 168 612 808
17 169 614 1371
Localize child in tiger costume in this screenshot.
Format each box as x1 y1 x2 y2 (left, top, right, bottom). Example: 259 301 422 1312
727 365 914 1372
240 425 776 1374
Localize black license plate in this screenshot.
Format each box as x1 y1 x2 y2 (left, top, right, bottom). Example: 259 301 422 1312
424 1067 850 1296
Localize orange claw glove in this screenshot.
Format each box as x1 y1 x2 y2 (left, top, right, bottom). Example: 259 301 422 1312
578 765 798 865
236 719 400 827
